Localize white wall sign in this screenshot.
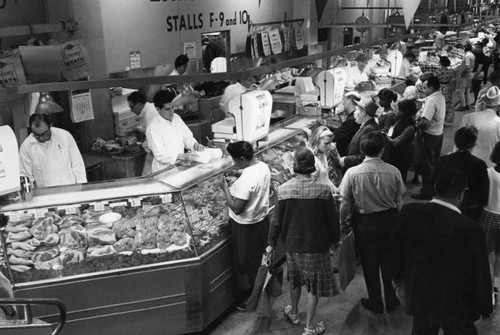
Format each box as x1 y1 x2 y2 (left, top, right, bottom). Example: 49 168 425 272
70 89 95 123
183 42 197 58
129 51 141 69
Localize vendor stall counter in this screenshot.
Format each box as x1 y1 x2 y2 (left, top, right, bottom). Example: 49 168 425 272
0 115 317 335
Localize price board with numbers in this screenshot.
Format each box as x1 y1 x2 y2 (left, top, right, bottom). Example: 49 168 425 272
70 88 94 123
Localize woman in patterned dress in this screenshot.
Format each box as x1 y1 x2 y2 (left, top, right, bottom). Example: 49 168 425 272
435 56 455 123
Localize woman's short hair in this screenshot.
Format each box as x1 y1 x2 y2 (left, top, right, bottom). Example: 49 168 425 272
226 141 254 161
309 125 333 151
490 141 500 165
377 88 398 102
360 131 385 157
293 147 316 175
454 126 478 151
398 99 418 116
439 56 451 67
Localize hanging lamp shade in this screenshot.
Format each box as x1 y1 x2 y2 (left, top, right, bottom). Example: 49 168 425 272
34 92 64 114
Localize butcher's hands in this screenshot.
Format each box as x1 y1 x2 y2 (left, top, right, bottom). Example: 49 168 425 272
221 174 229 192
193 143 205 151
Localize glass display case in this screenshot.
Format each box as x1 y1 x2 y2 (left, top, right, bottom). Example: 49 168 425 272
0 115 316 335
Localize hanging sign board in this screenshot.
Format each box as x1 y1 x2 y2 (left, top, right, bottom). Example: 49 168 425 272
269 29 283 54
0 52 27 87
260 30 272 56
60 39 91 81
295 26 304 50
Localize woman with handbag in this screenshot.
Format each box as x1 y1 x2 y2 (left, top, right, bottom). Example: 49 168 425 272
221 141 271 311
267 146 340 335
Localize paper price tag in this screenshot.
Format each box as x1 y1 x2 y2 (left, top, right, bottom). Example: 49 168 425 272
33 208 47 219
129 198 142 207
109 201 127 208
91 201 107 211
6 212 20 222
57 205 78 215
160 194 173 203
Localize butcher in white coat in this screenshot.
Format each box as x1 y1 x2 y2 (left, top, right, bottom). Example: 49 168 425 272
19 113 87 188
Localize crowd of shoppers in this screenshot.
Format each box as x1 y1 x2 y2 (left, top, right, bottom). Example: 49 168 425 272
221 45 500 334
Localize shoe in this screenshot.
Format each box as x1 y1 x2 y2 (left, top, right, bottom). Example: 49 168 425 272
360 298 384 314
236 303 247 312
302 321 326 335
455 106 468 111
411 193 433 200
386 298 401 312
283 305 300 325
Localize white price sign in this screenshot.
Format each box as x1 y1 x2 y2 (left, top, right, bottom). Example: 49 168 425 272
91 201 108 211
110 201 127 208
6 212 20 222
129 197 142 207
160 194 173 203
57 205 78 215
32 208 47 219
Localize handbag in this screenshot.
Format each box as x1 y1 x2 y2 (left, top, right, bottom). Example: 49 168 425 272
265 252 283 298
246 252 272 312
331 230 357 291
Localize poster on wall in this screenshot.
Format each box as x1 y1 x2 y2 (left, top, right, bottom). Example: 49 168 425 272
183 42 197 58
70 88 95 123
260 30 272 56
129 51 141 69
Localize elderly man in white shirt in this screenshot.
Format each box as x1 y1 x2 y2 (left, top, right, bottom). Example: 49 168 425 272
219 76 255 117
146 90 204 173
19 113 87 188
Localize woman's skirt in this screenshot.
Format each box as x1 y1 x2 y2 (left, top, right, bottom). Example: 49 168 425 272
479 209 500 254
286 251 339 297
230 216 269 275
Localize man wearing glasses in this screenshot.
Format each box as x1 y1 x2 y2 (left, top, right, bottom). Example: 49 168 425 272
19 113 86 188
146 90 204 173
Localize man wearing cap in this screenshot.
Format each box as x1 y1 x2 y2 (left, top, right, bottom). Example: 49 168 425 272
412 76 446 200
391 167 492 334
399 52 417 82
340 131 405 314
338 98 380 171
351 54 369 86
472 69 500 112
332 92 361 157
459 85 500 167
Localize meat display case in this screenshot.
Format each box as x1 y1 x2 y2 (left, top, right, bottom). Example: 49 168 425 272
0 116 316 335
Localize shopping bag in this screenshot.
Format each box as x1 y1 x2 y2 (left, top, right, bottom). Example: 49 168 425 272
265 253 283 298
256 271 274 316
338 230 356 291
246 253 271 312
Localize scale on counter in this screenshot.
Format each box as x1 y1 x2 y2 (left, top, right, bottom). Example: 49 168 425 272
0 126 20 196
315 68 347 109
211 90 272 143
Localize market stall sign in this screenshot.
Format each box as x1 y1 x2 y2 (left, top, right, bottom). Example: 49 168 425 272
91 201 108 211
129 197 143 207
160 194 173 203
57 205 78 215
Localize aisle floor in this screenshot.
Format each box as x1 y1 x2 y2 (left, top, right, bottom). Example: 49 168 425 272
206 110 500 335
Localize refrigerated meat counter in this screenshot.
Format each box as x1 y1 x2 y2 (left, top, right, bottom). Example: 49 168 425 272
0 115 317 335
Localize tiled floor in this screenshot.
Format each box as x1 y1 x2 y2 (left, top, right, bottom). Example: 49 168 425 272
206 110 500 334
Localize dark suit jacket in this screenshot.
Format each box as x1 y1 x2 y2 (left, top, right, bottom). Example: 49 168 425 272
343 118 379 170
333 112 360 157
391 202 492 323
434 151 489 210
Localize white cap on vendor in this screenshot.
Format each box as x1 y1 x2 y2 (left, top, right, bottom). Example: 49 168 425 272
483 86 500 108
